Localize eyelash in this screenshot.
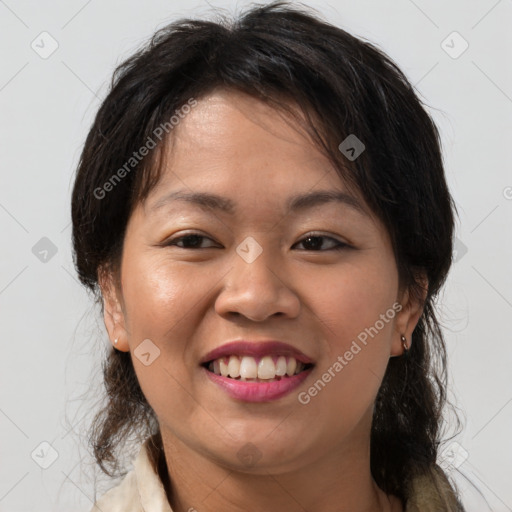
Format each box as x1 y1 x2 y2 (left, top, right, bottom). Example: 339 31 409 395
163 232 350 251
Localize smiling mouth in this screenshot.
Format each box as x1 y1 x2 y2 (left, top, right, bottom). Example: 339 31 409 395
201 354 314 382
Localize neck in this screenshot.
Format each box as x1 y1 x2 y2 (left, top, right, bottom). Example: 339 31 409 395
158 415 403 512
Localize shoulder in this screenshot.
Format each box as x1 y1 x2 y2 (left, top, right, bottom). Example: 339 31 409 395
89 469 139 512
405 465 465 512
89 436 172 512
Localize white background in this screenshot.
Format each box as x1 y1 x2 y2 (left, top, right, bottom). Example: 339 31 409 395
0 0 511 511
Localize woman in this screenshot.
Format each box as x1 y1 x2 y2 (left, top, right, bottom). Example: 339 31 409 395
71 2 465 510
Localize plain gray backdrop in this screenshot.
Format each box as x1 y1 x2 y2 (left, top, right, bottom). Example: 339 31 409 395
1 0 511 511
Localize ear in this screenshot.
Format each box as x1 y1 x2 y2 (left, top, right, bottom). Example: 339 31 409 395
390 272 429 357
98 264 129 352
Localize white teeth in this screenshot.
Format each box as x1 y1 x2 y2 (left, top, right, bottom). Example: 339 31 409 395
286 357 297 376
219 357 229 376
257 356 276 379
208 355 310 380
227 355 240 378
275 356 287 376
239 356 258 380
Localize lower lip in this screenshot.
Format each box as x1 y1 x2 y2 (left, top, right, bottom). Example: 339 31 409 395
202 366 313 402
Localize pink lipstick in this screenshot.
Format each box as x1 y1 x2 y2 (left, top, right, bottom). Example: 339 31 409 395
200 340 315 402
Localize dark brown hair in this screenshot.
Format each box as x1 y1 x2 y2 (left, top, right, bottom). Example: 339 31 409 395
71 1 464 508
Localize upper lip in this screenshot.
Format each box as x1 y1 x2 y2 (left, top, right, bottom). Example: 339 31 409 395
200 340 315 365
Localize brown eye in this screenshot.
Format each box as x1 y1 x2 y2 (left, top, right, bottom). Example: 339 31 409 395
165 233 218 249
294 234 349 251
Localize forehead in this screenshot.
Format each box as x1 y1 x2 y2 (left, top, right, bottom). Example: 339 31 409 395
168 90 321 166
144 89 367 212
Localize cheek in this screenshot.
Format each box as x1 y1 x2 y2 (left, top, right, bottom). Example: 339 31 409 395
301 258 397 416
119 257 204 393
121 255 203 336
296 347 385 448
121 257 211 427
297 295 397 444
314 256 398 345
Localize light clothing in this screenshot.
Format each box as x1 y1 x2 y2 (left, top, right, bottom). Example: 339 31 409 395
90 436 465 511
90 437 171 512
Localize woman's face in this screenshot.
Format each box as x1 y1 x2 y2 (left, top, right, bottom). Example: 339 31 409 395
102 88 423 474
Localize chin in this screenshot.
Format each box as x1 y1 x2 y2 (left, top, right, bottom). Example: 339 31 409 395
204 435 309 474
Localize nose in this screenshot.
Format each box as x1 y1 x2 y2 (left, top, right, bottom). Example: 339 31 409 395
214 241 301 322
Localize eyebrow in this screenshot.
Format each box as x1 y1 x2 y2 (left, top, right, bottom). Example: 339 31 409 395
149 189 369 217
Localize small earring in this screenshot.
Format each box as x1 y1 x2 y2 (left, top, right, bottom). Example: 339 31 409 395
114 338 118 346
401 334 409 356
